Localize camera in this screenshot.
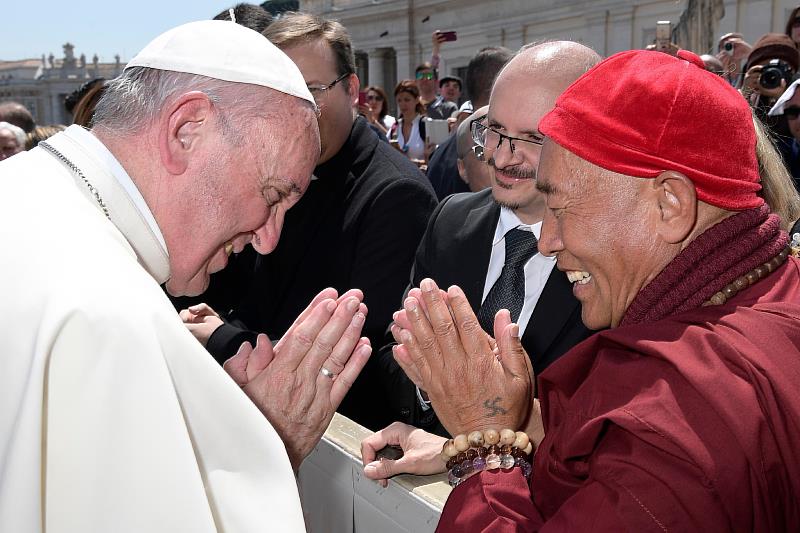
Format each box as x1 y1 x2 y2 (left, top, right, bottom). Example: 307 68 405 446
760 59 794 90
723 41 734 54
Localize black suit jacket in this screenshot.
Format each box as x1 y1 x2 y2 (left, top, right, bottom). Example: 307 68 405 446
378 188 594 435
194 117 437 430
425 134 470 201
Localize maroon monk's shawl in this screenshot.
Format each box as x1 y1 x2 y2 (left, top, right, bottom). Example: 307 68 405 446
437 208 800 532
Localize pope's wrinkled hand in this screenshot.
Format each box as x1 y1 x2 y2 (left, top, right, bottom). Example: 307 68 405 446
224 287 371 470
361 422 448 487
391 279 533 438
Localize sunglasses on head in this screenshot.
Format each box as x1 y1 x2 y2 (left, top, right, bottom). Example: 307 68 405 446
785 106 800 119
416 72 435 80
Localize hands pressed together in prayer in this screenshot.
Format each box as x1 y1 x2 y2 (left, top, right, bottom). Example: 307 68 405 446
184 289 372 471
362 278 545 485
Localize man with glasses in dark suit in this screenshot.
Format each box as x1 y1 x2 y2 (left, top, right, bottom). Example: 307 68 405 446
365 42 602 468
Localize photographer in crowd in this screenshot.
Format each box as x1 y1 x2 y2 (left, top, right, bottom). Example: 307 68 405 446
716 32 752 87
742 34 797 105
741 33 798 139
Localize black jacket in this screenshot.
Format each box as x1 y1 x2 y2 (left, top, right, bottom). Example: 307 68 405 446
377 189 594 436
200 117 438 430
425 133 470 201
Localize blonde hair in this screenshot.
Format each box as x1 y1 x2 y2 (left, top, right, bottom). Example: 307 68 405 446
753 113 800 230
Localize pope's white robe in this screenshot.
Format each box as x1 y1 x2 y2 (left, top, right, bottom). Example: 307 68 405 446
0 126 306 532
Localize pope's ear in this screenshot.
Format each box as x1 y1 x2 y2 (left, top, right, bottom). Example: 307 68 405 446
159 91 215 175
652 170 697 244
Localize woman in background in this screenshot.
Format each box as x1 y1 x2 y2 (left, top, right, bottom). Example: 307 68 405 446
391 80 426 163
362 85 395 136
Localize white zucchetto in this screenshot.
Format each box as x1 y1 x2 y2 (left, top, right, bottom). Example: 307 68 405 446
126 20 314 106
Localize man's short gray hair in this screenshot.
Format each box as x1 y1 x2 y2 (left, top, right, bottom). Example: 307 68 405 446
92 67 285 139
0 121 26 147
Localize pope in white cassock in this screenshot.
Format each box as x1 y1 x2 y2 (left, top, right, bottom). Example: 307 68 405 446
0 21 373 532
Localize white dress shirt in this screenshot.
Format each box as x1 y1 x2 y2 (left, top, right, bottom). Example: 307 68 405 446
396 115 426 161
418 207 556 411
482 207 556 334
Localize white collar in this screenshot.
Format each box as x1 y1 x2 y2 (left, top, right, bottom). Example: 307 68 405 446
65 126 167 251
47 126 171 284
493 207 552 260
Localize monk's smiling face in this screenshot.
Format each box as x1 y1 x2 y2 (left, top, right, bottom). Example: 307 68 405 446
536 140 666 329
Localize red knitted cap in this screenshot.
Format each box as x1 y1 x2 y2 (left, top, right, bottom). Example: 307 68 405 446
539 49 763 211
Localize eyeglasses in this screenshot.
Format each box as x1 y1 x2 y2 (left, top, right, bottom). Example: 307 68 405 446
785 106 800 119
307 72 350 99
415 72 435 80
471 120 544 156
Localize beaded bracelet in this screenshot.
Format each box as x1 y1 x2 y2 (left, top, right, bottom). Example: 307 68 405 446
440 429 534 488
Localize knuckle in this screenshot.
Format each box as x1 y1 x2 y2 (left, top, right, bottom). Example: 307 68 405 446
432 321 454 337
292 330 315 349
336 374 354 391
418 336 438 352
328 352 349 370
458 317 481 334
388 421 406 431
313 337 335 355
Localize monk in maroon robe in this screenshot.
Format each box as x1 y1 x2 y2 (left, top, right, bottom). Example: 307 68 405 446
376 49 800 532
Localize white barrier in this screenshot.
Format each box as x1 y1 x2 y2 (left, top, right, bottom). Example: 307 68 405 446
298 413 452 533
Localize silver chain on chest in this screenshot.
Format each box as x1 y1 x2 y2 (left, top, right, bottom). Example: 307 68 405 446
38 141 111 220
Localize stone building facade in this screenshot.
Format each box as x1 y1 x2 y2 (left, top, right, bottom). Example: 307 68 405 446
299 0 800 108
0 43 122 126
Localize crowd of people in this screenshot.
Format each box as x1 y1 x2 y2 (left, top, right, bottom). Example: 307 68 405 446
1 2 800 532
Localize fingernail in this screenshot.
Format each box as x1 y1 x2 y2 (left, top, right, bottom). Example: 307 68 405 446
347 297 359 311
421 279 434 292
510 323 520 339
404 297 417 312
400 329 413 344
325 300 337 312
360 344 372 357
392 311 399 321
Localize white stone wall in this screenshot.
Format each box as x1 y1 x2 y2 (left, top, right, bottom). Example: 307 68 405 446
300 0 800 105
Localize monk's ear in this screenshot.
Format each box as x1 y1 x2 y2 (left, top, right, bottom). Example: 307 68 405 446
159 91 215 175
652 170 697 244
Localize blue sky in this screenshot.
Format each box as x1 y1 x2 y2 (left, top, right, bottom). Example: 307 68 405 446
5 1 241 62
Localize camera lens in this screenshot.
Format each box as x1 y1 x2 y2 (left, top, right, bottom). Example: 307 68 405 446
724 41 734 52
760 67 782 90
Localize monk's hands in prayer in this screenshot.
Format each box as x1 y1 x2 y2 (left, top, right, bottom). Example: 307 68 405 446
179 303 223 347
223 288 372 471
361 422 448 487
391 278 534 437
